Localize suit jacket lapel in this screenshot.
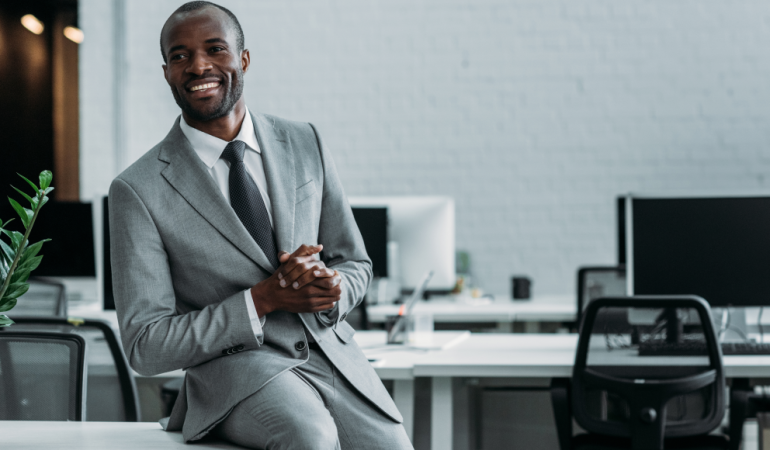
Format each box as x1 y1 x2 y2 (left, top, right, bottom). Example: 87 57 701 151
158 118 275 274
252 113 296 254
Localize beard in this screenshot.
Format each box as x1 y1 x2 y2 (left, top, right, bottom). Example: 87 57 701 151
172 67 244 122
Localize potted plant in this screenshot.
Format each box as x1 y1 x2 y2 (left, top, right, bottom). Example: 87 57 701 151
0 170 53 327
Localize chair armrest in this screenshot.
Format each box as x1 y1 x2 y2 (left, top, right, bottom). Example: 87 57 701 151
551 377 573 450
729 379 752 450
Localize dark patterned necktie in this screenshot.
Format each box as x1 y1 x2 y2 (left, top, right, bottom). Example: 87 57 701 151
221 140 279 269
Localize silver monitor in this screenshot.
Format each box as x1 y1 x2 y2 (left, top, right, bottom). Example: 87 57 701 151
348 196 455 291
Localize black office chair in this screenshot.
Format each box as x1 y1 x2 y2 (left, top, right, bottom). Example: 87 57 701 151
0 331 87 420
2 317 141 422
12 277 67 317
576 266 626 328
551 296 729 450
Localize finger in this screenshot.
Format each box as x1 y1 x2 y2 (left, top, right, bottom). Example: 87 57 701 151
289 244 323 259
311 267 335 278
292 264 329 290
280 259 325 288
309 302 338 313
298 285 341 298
308 297 340 311
309 274 342 290
277 251 291 270
277 244 323 279
278 255 321 286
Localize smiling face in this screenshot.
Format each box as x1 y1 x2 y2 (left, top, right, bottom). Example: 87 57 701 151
161 7 249 123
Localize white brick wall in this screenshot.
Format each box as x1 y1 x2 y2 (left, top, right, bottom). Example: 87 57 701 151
80 0 770 296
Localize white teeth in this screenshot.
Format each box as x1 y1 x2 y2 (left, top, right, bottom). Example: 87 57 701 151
190 82 219 92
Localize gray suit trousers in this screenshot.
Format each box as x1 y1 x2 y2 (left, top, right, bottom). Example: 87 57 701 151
213 346 413 450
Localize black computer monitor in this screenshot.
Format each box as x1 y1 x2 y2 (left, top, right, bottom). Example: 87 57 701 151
617 196 626 265
629 196 770 307
350 207 388 279
0 200 96 277
103 196 115 310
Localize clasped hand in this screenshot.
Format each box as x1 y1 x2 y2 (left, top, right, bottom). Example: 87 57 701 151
250 244 342 317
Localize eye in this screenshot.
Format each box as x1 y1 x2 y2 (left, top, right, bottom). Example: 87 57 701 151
169 53 186 61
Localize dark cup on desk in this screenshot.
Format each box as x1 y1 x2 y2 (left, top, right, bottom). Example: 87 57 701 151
512 276 531 300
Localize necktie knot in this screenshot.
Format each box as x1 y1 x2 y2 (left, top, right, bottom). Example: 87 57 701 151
221 140 246 164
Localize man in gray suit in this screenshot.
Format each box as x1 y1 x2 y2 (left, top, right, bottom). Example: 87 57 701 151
109 2 412 449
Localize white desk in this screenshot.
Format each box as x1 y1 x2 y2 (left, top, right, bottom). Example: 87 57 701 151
366 294 576 330
404 333 770 450
0 421 243 449
51 307 770 449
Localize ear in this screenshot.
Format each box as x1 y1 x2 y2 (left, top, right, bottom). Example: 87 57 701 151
241 49 250 74
162 63 169 83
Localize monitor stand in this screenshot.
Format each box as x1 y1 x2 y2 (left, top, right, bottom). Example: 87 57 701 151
711 307 750 343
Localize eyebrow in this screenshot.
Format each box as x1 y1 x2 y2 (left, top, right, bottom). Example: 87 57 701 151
167 38 228 56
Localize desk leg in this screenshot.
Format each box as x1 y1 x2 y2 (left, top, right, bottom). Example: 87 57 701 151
393 379 414 441
432 377 453 450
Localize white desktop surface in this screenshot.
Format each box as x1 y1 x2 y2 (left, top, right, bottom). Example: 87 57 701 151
64 308 770 449
366 294 576 323
0 421 243 449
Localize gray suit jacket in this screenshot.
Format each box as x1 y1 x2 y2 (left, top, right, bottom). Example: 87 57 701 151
109 113 401 442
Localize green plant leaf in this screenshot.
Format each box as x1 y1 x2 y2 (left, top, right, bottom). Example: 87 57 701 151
39 171 52 190
44 187 54 194
0 315 14 327
8 198 32 229
3 282 29 300
10 267 31 285
1 218 13 229
1 229 24 250
20 239 49 263
17 173 39 195
0 238 13 263
40 196 49 207
17 255 42 272
0 298 16 312
11 185 36 209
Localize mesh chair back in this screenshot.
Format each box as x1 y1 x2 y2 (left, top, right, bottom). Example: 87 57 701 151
576 266 626 327
12 278 67 317
0 331 86 420
2 317 140 421
572 296 724 450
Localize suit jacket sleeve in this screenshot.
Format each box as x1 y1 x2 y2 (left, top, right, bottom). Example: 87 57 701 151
109 178 261 376
309 123 372 327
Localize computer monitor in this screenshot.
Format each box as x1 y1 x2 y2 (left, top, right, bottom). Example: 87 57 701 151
350 207 388 279
102 196 115 310
627 195 770 307
617 196 626 265
348 196 455 291
0 200 96 277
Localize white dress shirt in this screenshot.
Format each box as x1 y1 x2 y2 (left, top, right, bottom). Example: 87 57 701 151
180 107 268 342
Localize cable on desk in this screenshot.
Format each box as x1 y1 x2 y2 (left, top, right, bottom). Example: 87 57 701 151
719 308 750 343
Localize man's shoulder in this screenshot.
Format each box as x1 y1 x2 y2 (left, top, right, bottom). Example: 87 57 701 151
252 112 317 138
114 118 184 188
113 142 166 188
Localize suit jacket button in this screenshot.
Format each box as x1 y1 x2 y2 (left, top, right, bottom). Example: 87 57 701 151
340 313 347 321
236 344 244 351
295 341 306 351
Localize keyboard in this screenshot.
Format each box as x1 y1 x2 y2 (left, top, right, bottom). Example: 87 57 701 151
721 342 770 355
638 341 770 356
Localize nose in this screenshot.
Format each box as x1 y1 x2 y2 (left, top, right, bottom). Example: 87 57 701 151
185 50 212 76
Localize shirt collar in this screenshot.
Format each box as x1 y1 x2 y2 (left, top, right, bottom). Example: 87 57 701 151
179 107 261 169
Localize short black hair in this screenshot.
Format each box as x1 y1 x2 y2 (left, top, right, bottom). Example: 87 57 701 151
160 1 245 63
